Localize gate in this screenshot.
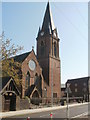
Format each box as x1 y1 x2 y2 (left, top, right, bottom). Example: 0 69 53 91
4 92 16 111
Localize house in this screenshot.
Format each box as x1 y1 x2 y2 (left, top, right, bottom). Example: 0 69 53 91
66 77 90 102
61 84 66 98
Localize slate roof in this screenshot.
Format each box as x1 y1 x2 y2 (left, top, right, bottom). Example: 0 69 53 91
67 77 89 82
41 2 55 34
14 51 31 63
0 77 21 95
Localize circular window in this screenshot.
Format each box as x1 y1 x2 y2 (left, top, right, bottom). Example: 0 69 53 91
29 60 36 71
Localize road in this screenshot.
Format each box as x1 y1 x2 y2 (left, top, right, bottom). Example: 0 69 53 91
2 103 89 120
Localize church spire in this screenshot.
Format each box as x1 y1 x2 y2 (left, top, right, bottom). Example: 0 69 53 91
41 2 55 34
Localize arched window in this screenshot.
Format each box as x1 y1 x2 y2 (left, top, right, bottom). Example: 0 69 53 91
34 73 38 85
26 71 30 87
40 41 45 56
39 75 42 89
54 42 57 57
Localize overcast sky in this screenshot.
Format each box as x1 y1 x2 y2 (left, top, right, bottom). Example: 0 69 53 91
2 2 88 84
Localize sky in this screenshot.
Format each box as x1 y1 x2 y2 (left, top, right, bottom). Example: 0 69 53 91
2 2 88 84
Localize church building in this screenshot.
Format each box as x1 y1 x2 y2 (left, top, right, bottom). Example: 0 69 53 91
1 2 61 111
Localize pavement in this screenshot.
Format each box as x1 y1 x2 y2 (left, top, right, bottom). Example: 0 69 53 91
0 102 89 118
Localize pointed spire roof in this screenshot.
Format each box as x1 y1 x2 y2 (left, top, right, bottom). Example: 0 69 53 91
41 2 55 34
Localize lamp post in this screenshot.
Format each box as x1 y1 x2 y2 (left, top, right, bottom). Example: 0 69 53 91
51 58 53 107
44 87 47 98
66 83 71 120
67 88 69 120
44 87 47 105
51 31 54 107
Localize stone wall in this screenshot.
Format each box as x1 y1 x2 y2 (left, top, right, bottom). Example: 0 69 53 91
20 98 30 110
1 95 30 111
1 95 4 112
16 96 20 110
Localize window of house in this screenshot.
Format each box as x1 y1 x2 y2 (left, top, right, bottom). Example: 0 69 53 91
75 88 77 92
83 83 86 86
83 88 87 92
53 93 57 98
75 83 77 87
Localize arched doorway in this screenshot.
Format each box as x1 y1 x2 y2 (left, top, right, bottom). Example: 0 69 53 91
31 90 40 105
4 92 16 111
32 90 39 98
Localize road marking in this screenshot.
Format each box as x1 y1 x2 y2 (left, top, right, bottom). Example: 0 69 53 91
40 112 56 118
40 114 50 118
72 112 88 118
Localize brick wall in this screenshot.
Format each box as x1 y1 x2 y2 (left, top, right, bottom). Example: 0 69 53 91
21 50 43 98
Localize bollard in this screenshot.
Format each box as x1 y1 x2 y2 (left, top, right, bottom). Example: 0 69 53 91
50 112 53 119
27 117 30 120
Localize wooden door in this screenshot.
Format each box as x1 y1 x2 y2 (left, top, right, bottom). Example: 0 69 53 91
4 100 10 111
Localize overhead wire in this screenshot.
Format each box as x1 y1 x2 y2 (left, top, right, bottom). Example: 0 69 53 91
75 4 88 27
52 2 88 42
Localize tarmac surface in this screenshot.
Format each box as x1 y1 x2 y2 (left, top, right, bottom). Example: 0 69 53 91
0 102 89 119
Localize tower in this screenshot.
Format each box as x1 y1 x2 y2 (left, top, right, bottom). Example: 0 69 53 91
36 2 61 99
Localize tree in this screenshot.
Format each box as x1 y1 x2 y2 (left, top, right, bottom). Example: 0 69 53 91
0 32 23 85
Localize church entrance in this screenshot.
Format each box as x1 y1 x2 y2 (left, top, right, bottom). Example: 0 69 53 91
4 92 16 111
31 90 40 105
32 90 39 98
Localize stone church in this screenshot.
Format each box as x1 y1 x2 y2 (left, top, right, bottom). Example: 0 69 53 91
1 2 61 111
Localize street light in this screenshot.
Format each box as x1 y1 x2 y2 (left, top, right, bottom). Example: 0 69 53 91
44 87 47 98
44 87 47 105
66 83 71 120
51 58 53 107
51 31 54 107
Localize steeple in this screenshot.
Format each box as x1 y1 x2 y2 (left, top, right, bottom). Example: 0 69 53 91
36 1 61 99
41 2 55 34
